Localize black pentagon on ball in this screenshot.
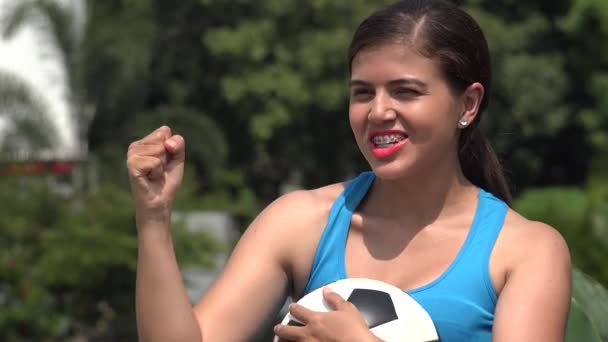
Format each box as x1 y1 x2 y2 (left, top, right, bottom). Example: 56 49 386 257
286 320 304 327
347 288 398 328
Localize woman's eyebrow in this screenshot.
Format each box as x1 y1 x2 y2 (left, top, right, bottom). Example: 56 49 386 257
349 77 427 90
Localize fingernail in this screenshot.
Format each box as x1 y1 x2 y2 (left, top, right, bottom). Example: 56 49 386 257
165 140 176 148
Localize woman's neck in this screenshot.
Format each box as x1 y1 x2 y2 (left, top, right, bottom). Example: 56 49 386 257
364 161 478 230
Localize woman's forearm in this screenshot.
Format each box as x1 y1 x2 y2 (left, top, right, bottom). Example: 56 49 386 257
136 224 203 342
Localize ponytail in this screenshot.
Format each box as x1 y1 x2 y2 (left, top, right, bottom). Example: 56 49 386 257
459 125 512 206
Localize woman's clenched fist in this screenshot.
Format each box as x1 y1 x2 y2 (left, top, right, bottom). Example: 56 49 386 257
126 126 185 226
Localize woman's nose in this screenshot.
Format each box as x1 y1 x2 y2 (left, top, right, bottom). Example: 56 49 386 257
368 92 397 122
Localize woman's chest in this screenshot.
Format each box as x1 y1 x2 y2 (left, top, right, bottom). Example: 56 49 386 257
344 220 470 292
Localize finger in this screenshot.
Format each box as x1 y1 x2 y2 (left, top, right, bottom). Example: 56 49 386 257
274 323 308 341
322 287 350 311
288 303 316 324
127 155 163 179
137 125 172 144
147 160 165 180
164 134 185 161
164 135 185 179
127 143 167 174
127 142 167 159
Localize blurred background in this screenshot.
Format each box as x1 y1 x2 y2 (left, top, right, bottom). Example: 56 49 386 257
0 0 606 341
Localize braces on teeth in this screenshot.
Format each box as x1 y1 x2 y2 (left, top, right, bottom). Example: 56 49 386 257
373 135 405 144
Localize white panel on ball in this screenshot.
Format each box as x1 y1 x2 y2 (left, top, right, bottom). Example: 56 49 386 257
274 278 439 342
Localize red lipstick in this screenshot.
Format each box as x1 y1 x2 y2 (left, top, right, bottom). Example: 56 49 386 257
369 130 408 159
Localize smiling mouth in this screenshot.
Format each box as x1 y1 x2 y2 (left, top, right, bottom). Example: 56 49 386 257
371 133 407 148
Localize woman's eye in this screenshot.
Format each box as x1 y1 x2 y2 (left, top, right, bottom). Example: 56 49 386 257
353 88 372 95
394 88 420 96
352 88 374 99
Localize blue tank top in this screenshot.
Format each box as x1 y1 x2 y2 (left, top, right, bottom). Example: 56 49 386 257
302 171 508 341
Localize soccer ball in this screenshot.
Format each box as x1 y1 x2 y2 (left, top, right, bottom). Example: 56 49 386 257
274 278 439 342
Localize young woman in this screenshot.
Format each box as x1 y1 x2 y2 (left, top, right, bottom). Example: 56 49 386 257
127 1 572 341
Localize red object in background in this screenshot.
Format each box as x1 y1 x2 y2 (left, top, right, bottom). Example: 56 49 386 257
51 161 76 176
0 161 77 176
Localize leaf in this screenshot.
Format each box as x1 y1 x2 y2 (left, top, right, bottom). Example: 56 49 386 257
566 298 602 342
571 268 608 341
590 201 608 250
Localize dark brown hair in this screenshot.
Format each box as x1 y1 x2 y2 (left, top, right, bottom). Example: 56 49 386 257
348 0 512 205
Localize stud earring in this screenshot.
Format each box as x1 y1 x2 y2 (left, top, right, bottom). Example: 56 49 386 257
458 119 468 128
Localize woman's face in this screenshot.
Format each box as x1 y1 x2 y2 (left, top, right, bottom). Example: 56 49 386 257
349 43 477 180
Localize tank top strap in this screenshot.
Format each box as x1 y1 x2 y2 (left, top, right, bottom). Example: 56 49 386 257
302 172 375 295
425 188 508 304
466 188 509 303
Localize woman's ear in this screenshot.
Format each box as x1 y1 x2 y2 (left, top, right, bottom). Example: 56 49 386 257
457 82 484 128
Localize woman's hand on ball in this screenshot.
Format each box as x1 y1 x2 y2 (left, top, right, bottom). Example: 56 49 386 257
126 125 185 226
274 287 381 342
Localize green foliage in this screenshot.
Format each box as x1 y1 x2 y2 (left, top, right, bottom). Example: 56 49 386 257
173 166 259 231
514 188 608 284
569 268 608 341
0 175 223 340
200 0 394 194
77 0 608 201
463 3 589 190
513 160 608 286
513 187 589 235
557 0 608 166
132 106 229 188
514 178 608 341
567 298 602 342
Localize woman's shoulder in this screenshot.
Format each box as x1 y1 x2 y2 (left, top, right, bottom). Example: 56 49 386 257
250 181 350 291
488 208 571 296
253 180 348 235
279 182 346 217
499 209 571 272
